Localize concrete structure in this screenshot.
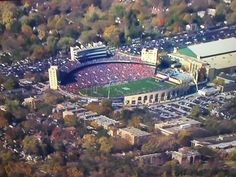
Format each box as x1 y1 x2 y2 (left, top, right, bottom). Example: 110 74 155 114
70 42 113 62
156 69 193 84
191 133 236 151
141 48 159 65
134 153 169 166
88 115 120 130
48 66 59 90
118 127 151 145
70 46 80 61
155 117 201 135
124 84 192 106
172 147 201 164
169 38 236 81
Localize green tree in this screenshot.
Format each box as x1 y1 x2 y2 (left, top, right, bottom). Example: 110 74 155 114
82 134 97 152
125 10 143 39
103 25 120 46
79 30 97 44
128 116 142 128
4 78 18 90
63 114 77 127
190 105 201 118
47 36 58 54
31 45 45 60
57 37 75 50
110 5 125 18
22 135 42 155
228 149 236 161
98 137 112 154
213 78 225 86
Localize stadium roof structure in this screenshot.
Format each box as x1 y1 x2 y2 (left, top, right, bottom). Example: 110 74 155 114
179 37 236 59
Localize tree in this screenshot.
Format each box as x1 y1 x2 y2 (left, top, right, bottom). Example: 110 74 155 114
22 135 42 155
128 116 141 128
66 166 83 177
79 30 97 44
37 24 47 40
177 130 192 146
103 25 120 46
111 137 132 152
31 45 45 60
82 134 97 152
125 10 143 39
84 4 103 23
190 105 201 118
43 90 64 105
98 136 112 154
55 16 67 30
21 24 33 36
110 4 125 18
57 37 75 50
0 116 9 128
46 36 58 54
228 149 236 162
63 114 77 127
213 78 225 86
4 78 18 90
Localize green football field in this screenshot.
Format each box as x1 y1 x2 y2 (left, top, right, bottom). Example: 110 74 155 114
80 78 175 98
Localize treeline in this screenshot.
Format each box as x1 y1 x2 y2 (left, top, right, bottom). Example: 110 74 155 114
0 0 236 63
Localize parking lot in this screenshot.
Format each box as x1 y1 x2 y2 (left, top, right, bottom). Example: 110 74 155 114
149 91 236 120
120 24 236 55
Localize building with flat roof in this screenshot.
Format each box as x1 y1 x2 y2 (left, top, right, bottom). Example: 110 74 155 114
118 127 151 145
141 48 159 65
191 133 236 151
169 38 236 81
48 66 59 90
88 115 120 130
155 117 201 135
70 42 113 62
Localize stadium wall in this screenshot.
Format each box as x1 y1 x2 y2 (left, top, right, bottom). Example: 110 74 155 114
124 84 192 106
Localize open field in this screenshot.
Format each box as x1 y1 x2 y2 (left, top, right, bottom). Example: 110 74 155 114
80 78 175 98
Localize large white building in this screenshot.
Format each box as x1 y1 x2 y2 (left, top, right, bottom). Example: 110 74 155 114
48 66 59 90
169 38 236 81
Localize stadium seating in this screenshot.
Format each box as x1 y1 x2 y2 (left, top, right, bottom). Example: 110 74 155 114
62 63 155 93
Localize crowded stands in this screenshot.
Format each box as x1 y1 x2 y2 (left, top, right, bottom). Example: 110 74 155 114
61 63 155 93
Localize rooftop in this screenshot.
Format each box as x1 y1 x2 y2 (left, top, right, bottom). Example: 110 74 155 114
89 115 119 128
194 133 236 144
155 117 201 135
179 37 236 59
155 117 201 129
120 127 150 137
201 52 236 69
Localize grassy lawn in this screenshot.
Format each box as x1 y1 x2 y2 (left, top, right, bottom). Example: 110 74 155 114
80 78 175 98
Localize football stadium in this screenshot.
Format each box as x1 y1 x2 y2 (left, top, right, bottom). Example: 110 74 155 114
58 43 195 106
80 78 175 98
